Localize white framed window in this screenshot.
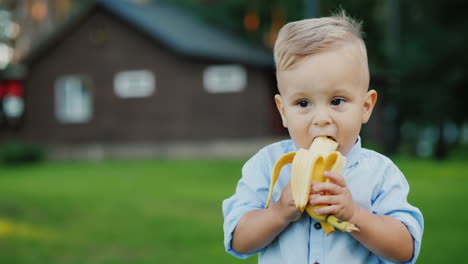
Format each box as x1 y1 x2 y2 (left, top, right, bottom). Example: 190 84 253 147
55 76 92 123
203 64 247 93
114 70 155 98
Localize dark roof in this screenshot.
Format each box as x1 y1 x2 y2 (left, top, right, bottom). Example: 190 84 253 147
23 0 274 67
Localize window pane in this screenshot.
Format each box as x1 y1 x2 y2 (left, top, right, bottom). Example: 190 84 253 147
203 65 247 93
55 76 92 123
114 70 155 98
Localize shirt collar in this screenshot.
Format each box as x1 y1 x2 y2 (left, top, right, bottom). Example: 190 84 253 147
345 136 361 168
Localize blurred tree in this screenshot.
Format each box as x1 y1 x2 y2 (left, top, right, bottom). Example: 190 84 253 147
159 0 388 67
319 0 390 74
157 0 303 47
0 0 20 69
0 0 77 64
399 0 468 158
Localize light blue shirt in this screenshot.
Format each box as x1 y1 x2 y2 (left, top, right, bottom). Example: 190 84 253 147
223 137 423 264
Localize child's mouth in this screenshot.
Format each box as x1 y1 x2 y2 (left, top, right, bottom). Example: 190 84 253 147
314 135 337 142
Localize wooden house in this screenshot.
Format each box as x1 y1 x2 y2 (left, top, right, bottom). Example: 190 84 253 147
0 0 286 157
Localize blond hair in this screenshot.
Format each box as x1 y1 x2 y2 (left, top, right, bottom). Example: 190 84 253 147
274 11 365 71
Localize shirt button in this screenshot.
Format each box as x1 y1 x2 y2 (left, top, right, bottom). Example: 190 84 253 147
314 222 322 230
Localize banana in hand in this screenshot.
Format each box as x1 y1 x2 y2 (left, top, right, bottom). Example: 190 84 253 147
265 136 360 235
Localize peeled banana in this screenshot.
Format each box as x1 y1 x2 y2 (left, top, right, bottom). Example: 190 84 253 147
265 136 360 235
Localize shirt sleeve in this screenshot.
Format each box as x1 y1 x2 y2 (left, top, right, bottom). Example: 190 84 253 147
370 162 424 264
222 150 271 259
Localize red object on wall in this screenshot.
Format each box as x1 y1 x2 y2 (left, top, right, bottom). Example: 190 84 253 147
5 80 24 97
0 81 6 99
1 80 25 123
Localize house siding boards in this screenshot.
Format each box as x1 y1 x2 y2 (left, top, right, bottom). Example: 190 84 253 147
18 8 276 145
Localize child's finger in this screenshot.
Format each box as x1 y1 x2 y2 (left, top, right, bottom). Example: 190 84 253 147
309 193 339 206
309 180 321 194
323 171 346 187
313 204 341 216
313 182 342 195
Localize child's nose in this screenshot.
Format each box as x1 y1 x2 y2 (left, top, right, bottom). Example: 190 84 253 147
312 108 331 127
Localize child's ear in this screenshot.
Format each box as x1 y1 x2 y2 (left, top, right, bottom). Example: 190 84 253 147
361 89 377 124
274 94 288 128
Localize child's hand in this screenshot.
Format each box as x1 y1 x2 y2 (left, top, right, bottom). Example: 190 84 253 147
271 182 302 224
308 171 359 222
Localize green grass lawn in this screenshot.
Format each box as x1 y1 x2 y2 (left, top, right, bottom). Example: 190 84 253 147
0 157 466 263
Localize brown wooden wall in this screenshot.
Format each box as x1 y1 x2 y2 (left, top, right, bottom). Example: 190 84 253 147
16 8 280 145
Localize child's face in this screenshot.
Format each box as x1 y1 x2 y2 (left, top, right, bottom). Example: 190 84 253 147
275 41 377 155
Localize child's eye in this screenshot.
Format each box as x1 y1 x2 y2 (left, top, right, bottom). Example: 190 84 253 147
297 100 311 108
331 98 345 106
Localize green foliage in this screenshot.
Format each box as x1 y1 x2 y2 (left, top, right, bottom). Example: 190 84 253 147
159 0 392 69
0 141 45 164
158 0 304 45
447 143 468 161
361 140 384 154
399 1 468 123
319 0 390 70
0 158 466 263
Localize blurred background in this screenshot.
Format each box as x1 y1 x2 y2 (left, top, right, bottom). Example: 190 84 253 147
0 0 466 263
